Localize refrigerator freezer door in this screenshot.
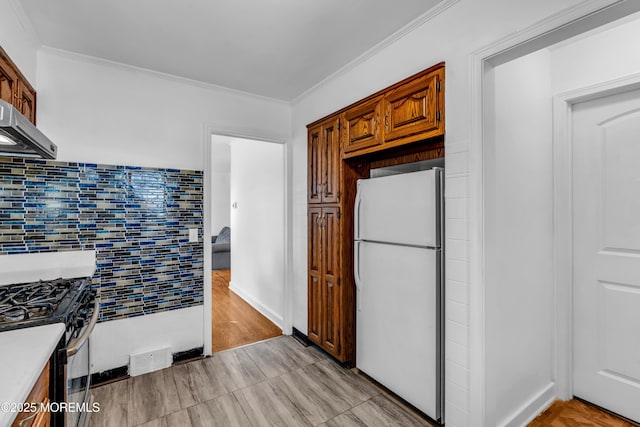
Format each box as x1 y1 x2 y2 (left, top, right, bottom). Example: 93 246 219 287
356 240 440 419
355 169 440 247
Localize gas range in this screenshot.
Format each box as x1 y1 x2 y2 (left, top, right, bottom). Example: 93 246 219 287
0 277 93 335
0 275 98 427
0 252 98 427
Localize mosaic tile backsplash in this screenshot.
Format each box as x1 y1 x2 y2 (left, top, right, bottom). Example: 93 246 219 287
0 157 203 322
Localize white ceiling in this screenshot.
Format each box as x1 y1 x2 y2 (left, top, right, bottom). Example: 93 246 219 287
19 0 444 101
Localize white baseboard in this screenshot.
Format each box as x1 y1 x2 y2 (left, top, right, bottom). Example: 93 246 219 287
229 282 284 329
500 382 556 427
91 306 204 374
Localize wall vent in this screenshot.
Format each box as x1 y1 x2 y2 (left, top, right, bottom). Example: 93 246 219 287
129 347 172 376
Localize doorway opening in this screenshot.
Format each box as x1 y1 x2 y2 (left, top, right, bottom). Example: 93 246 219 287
477 3 640 425
208 134 285 353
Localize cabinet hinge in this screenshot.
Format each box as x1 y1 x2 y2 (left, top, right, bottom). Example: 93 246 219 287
436 80 441 92
436 110 441 122
337 120 341 130
337 341 341 354
337 191 341 200
337 210 341 220
337 278 341 286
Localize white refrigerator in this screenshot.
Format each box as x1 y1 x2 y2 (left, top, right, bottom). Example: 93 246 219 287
354 167 443 423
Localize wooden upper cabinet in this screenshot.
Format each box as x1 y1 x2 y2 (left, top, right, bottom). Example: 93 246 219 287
308 116 341 204
341 96 382 155
0 46 37 125
339 63 444 158
383 67 443 145
0 54 18 105
17 80 37 125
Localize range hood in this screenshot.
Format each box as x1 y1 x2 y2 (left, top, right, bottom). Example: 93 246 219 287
0 99 57 159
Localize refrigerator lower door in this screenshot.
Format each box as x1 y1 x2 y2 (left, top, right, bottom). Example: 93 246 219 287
355 169 440 247
356 241 441 420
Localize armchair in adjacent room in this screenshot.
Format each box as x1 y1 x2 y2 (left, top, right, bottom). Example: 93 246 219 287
211 226 230 270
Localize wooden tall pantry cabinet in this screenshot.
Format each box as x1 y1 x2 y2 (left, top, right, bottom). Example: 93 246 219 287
307 116 354 361
307 63 445 365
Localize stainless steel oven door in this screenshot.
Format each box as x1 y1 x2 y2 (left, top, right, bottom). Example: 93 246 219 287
65 294 100 427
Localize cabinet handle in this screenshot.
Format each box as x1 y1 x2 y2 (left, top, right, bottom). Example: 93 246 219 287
18 403 45 427
384 111 390 131
323 181 328 196
317 183 324 195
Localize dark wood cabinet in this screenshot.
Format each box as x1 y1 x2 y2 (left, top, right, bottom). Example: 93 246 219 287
0 54 19 106
341 96 382 155
307 63 445 366
17 80 37 124
383 67 443 146
320 206 341 355
308 117 340 204
307 207 323 344
341 63 444 159
0 46 37 125
11 361 50 427
307 205 344 359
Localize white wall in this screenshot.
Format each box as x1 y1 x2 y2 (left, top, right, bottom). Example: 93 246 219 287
0 0 39 84
35 48 291 171
551 13 640 93
482 14 640 426
290 1 588 425
30 48 290 372
486 50 554 426
91 306 203 374
211 139 231 236
229 138 285 327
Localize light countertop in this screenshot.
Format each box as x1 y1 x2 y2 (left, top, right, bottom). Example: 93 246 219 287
0 323 65 427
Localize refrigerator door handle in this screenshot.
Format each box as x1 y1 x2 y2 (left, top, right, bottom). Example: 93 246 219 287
354 240 362 311
354 190 362 240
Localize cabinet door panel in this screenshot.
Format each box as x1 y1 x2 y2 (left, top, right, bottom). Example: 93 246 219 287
0 55 18 106
17 80 36 124
322 207 340 278
321 119 340 204
308 207 323 344
342 97 382 154
308 276 322 345
322 207 341 356
308 125 322 204
383 69 443 143
323 276 341 356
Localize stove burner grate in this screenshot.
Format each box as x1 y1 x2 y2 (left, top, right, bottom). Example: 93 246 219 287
0 279 73 323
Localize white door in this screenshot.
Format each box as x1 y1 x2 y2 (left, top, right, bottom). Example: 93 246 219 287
355 240 440 420
355 169 440 247
573 87 640 422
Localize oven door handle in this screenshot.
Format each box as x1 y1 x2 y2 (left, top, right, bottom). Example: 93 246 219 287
67 293 100 357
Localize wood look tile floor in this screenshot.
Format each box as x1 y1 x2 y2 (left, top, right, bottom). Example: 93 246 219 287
89 336 435 427
211 270 282 353
528 399 639 427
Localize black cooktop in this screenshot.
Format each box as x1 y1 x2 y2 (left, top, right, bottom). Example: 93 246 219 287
0 277 91 332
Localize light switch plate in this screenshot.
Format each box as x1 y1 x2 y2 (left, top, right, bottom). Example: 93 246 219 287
189 228 199 243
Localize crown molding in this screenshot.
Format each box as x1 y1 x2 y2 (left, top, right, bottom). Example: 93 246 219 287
291 0 460 105
38 46 291 106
